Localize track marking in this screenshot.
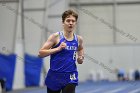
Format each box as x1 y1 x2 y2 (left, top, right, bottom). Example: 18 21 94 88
128 88 140 93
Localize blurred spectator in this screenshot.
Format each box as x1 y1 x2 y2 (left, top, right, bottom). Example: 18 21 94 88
134 69 140 80
116 68 126 81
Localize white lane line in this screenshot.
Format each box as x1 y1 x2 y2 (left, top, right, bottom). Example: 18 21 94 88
128 88 140 93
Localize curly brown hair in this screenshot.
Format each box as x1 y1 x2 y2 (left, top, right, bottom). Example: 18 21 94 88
62 9 78 22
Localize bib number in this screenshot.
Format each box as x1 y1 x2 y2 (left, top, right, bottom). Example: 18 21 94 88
70 73 76 80
73 51 76 60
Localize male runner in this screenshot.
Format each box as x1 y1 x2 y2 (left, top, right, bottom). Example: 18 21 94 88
38 9 84 93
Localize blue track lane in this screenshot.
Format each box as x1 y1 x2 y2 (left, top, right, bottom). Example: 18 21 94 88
8 81 140 93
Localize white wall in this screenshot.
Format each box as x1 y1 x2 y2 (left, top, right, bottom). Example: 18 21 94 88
24 0 69 55
0 3 18 53
70 0 140 3
78 45 140 81
117 5 140 43
70 0 140 45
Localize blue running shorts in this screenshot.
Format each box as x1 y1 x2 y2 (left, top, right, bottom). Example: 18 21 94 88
45 69 78 91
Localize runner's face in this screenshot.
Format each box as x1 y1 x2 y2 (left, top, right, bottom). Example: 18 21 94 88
63 15 77 33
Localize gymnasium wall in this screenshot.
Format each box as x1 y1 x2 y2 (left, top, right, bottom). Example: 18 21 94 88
70 0 140 45
78 45 140 81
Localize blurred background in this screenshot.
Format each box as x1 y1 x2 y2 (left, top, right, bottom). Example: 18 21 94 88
0 0 140 93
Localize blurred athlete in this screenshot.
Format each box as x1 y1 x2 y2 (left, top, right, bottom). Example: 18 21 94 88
38 9 84 93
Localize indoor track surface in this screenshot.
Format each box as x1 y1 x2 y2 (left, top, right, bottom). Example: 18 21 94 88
7 81 140 93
